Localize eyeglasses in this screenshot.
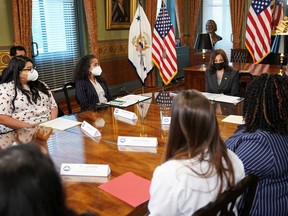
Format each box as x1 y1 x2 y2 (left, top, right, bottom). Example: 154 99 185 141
21 67 36 72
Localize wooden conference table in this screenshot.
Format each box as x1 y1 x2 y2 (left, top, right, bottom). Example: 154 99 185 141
0 94 243 216
184 62 284 91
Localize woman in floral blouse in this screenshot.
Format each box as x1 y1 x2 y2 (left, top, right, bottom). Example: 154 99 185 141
0 56 58 134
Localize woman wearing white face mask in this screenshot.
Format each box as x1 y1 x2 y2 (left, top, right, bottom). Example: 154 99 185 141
0 56 58 134
74 54 112 111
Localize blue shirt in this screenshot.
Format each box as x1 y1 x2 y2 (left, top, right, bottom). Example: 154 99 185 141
225 126 288 216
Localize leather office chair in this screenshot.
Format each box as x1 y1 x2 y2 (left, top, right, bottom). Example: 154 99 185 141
238 72 254 97
230 49 249 63
62 81 76 114
192 174 258 216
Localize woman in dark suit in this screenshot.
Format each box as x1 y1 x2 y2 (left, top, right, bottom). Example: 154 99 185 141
205 49 239 96
73 54 112 111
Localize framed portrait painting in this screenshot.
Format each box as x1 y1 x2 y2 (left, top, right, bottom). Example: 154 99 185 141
106 0 137 30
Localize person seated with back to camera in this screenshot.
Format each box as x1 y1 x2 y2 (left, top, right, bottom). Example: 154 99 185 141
225 74 288 216
205 49 239 96
73 54 112 111
0 144 97 216
148 90 245 215
0 56 58 134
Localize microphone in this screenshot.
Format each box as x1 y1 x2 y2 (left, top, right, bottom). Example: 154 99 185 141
120 87 130 95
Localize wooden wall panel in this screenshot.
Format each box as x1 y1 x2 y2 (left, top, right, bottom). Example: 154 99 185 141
101 59 138 86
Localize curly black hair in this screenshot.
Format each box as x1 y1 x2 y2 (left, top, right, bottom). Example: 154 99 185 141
73 54 106 83
243 74 288 135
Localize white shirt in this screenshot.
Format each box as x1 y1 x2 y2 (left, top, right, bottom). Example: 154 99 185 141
148 150 245 216
89 80 107 103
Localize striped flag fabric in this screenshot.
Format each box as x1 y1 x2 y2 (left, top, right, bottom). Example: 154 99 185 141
271 0 284 30
245 0 273 64
128 4 154 83
152 1 177 85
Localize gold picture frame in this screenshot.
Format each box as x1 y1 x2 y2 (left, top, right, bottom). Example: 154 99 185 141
106 0 137 30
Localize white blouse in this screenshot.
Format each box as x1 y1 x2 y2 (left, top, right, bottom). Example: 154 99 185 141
148 149 245 216
0 81 57 133
89 79 108 103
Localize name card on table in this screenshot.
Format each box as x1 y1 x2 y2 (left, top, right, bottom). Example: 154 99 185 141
114 115 138 125
81 121 101 137
117 136 158 147
60 163 111 177
161 116 171 125
114 108 138 120
160 112 171 131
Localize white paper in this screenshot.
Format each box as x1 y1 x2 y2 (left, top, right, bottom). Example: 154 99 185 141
222 115 244 124
202 92 244 104
60 163 111 177
40 117 81 130
117 136 158 147
106 94 151 107
114 108 138 120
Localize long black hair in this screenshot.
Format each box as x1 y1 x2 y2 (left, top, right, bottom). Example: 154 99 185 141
0 144 77 216
2 56 50 111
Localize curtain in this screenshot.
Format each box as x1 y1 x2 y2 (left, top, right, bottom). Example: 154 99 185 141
144 0 157 87
230 0 245 49
83 0 99 57
175 0 185 44
188 0 202 64
12 0 32 57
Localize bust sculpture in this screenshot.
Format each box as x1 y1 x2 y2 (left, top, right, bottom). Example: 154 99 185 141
206 20 222 46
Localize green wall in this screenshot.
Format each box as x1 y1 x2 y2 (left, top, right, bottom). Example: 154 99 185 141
0 1 130 49
0 0 14 48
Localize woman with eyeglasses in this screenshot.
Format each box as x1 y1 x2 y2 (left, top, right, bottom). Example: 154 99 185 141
0 56 58 134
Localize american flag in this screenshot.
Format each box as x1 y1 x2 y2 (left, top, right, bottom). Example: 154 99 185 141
152 1 177 85
245 0 273 64
271 0 284 30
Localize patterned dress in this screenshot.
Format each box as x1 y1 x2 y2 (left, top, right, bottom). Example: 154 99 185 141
0 81 57 133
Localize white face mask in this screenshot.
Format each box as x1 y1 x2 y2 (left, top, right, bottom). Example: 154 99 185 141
27 69 39 81
91 66 102 76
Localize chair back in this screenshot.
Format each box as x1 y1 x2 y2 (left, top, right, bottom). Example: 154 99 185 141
230 49 249 63
62 81 76 114
192 174 258 216
238 72 254 97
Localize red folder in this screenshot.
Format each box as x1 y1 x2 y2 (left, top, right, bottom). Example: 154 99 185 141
98 172 151 207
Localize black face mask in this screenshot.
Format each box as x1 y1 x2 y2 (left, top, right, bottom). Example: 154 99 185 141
213 62 225 70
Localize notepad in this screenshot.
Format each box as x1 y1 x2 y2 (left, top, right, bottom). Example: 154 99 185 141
222 115 244 124
106 94 151 107
40 117 81 130
202 92 244 104
98 172 151 207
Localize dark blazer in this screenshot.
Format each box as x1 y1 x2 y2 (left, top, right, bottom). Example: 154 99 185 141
75 77 112 111
205 69 239 96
